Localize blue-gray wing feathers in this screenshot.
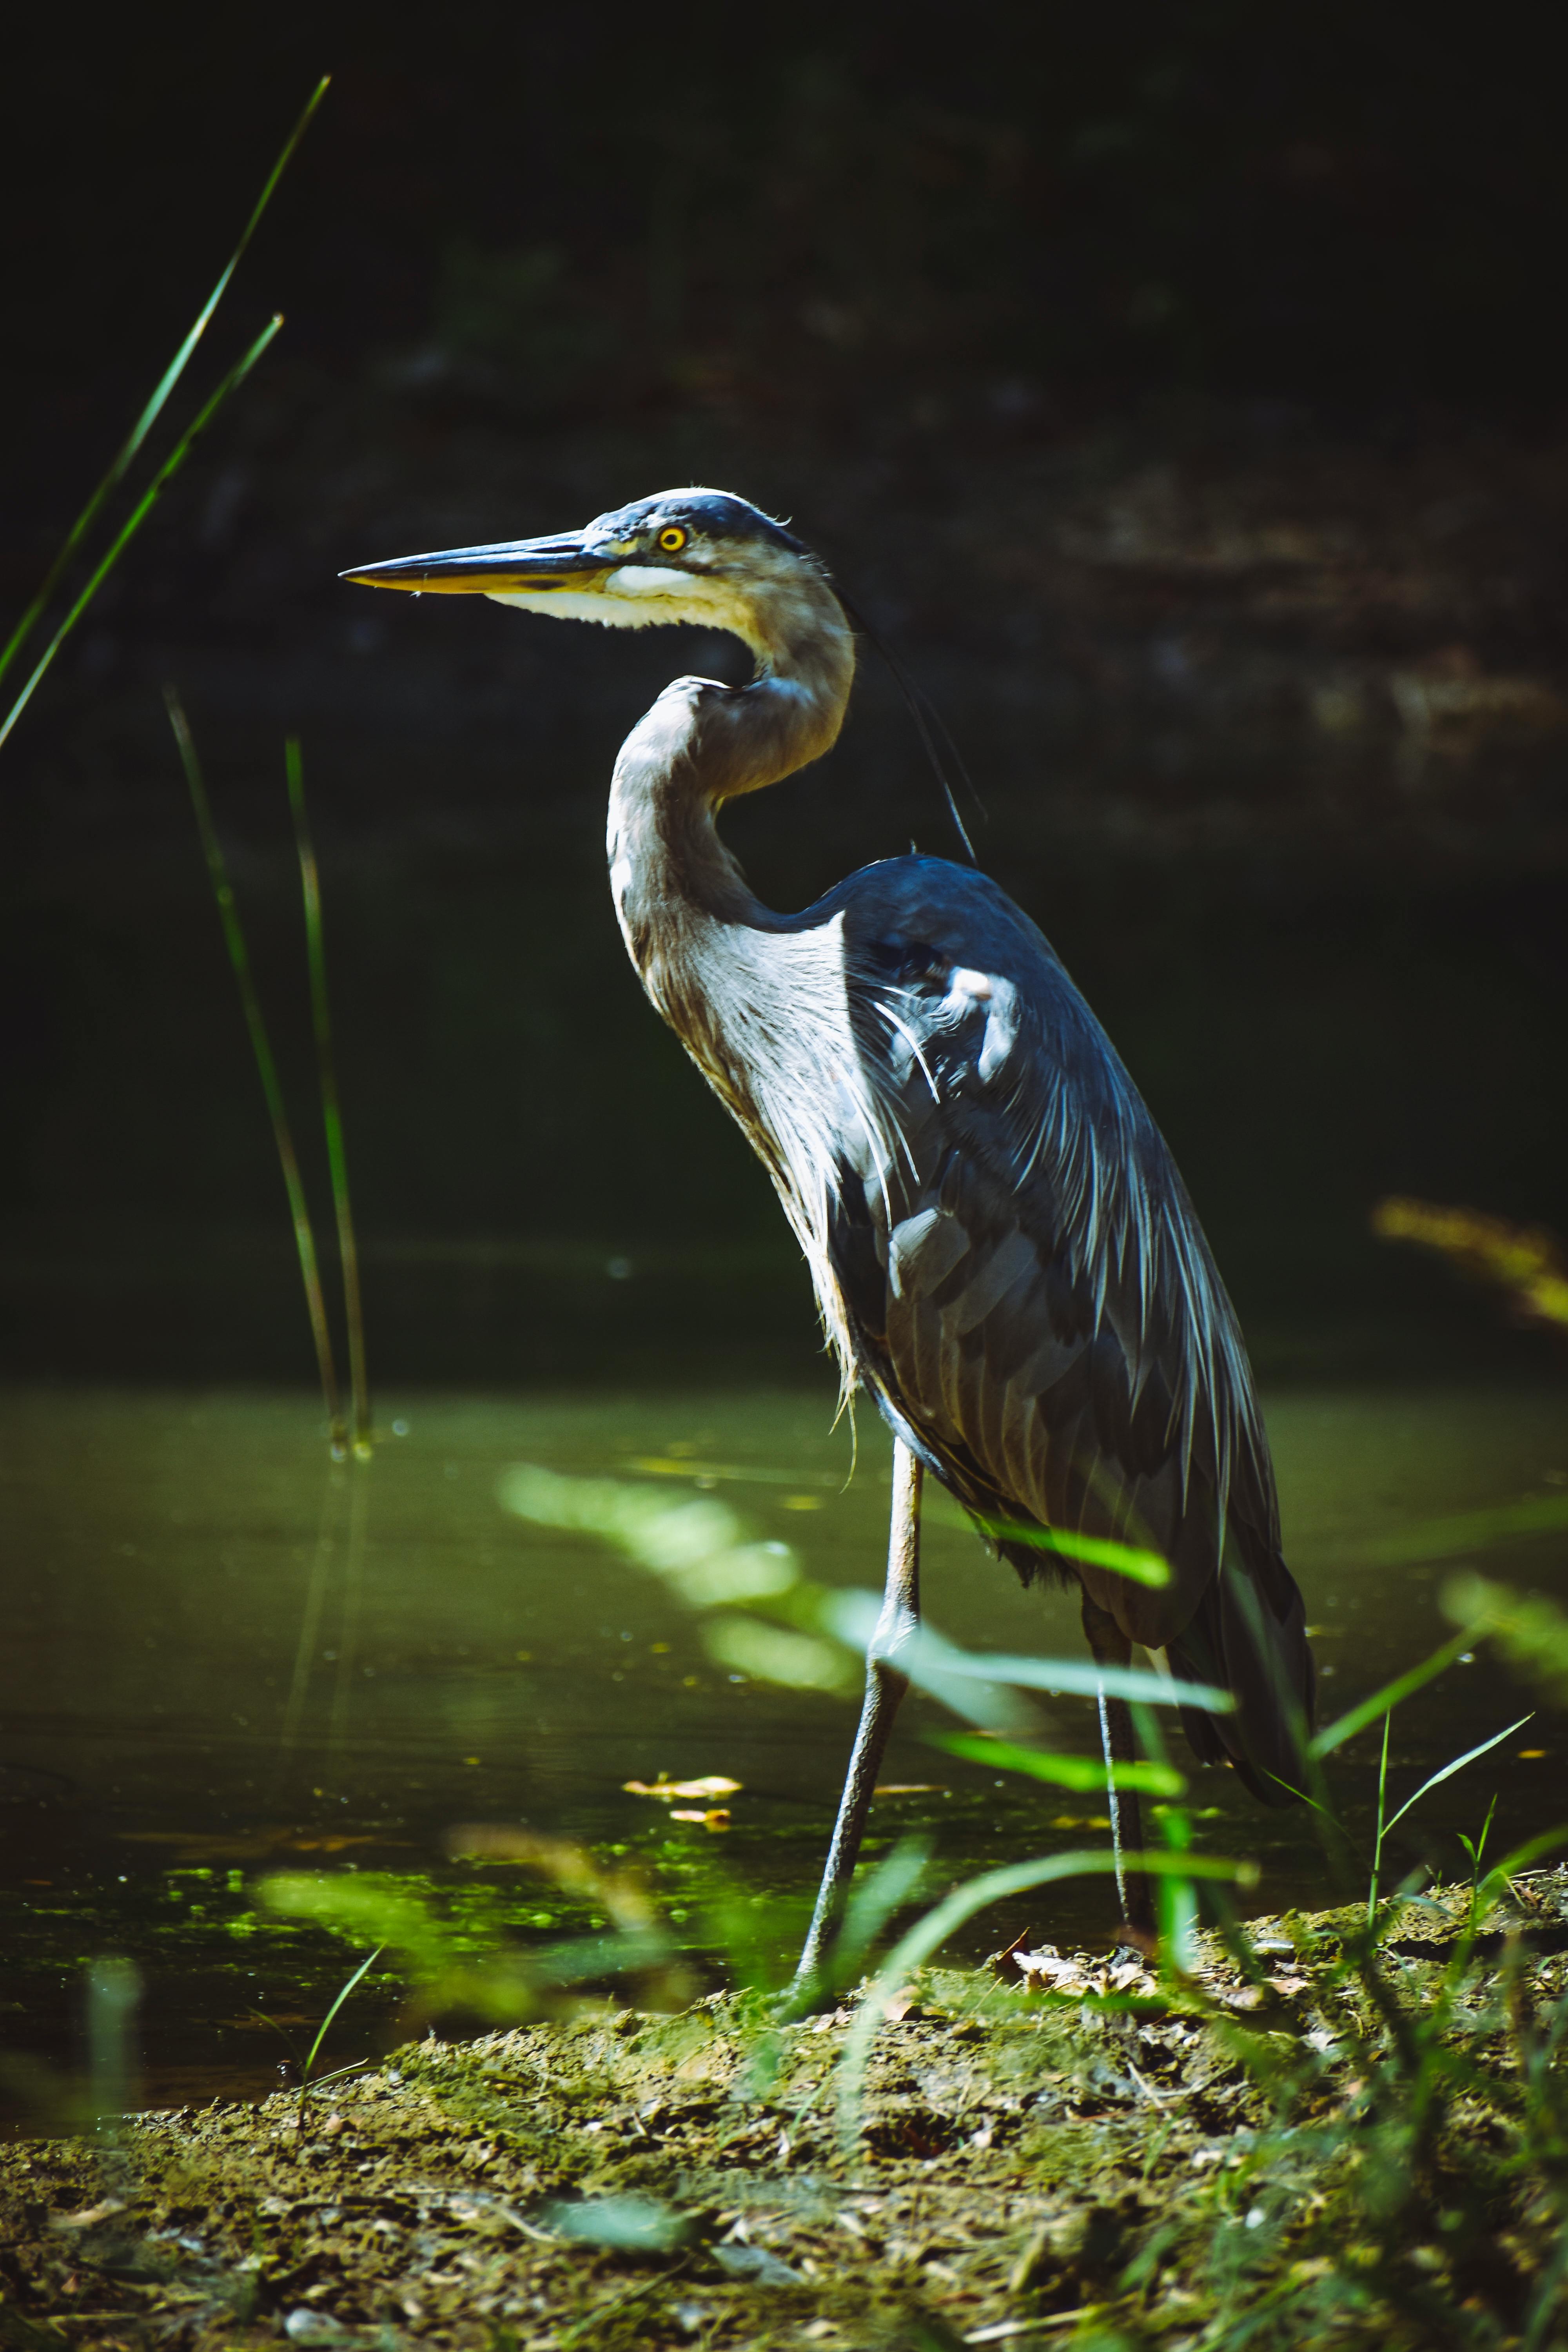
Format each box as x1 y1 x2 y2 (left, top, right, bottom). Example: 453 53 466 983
799 856 1316 1800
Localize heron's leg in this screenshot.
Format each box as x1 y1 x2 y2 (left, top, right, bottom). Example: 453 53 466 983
793 1441 923 1992
1081 1597 1156 1944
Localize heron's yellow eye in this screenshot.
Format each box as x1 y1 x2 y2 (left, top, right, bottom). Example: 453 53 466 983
657 526 688 553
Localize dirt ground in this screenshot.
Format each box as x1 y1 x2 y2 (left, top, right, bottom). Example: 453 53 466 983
3 1877 1566 2352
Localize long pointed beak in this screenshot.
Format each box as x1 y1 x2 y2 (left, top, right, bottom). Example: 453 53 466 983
340 532 613 594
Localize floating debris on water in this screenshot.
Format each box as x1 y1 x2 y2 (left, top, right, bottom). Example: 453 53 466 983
622 1775 744 1802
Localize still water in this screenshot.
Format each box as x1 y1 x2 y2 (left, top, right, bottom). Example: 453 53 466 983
3 1381 1565 2129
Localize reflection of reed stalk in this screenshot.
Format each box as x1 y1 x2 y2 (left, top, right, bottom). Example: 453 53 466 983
287 739 371 1457
165 687 347 1455
87 1956 142 2140
276 1467 343 1775
330 1459 372 1753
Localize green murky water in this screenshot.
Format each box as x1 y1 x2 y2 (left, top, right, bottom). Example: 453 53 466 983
3 1381 1565 2130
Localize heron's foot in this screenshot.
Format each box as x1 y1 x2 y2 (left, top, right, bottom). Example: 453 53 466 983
775 1976 839 2024
781 1929 846 2018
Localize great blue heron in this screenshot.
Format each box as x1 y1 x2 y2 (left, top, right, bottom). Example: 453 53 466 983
344 489 1316 1976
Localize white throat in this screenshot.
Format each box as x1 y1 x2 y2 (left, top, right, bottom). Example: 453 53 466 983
489 565 769 644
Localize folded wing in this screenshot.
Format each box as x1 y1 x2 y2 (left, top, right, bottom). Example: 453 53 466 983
818 857 1315 1800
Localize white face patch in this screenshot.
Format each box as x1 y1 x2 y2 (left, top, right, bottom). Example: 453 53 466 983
488 562 766 648
603 565 691 597
604 566 762 640
486 586 663 630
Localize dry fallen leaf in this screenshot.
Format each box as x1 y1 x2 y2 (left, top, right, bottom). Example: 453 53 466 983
1108 1958 1154 1993
53 2200 126 2232
622 1775 743 1801
989 1927 1039 1982
1009 1946 1090 1994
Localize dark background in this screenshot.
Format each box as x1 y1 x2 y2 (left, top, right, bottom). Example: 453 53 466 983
4 0 1566 1385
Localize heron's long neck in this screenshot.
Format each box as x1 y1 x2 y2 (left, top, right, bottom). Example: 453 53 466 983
606 577 854 1028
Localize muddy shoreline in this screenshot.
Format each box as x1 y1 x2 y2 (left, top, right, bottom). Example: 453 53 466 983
4 1873 1565 2351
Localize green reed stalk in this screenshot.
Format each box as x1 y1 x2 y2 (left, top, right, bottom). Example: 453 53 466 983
287 739 371 1457
2 317 282 752
0 78 328 711
165 688 347 1455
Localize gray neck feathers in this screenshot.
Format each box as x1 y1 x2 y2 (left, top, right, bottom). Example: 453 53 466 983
603 567 867 1384
605 567 855 1011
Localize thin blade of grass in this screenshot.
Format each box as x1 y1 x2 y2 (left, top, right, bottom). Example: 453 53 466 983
1521 2223 1568 2352
1310 1627 1476 1759
1368 1708 1394 1919
935 1729 1187 1797
0 78 328 694
821 1594 1232 1715
287 738 371 1457
836 1846 1255 2147
973 1520 1170 1587
910 1643 1230 1715
1 314 283 752
303 1944 385 2078
1384 1715 1534 1838
1478 1825 1568 1908
828 1834 933 1995
166 687 345 1453
1363 1492 1568 1567
1441 1574 1568 1702
302 2058 371 2094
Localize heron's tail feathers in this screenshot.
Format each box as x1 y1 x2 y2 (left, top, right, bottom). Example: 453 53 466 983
1167 1537 1317 1808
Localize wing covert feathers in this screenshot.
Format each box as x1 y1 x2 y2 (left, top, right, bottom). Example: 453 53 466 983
812 859 1315 1796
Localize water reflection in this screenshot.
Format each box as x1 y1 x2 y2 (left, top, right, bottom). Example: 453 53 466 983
2 1381 1564 2127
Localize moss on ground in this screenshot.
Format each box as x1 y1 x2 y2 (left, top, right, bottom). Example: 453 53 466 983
3 1874 1566 2351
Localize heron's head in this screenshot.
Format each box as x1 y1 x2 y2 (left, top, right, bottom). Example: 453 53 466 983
341 488 840 668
